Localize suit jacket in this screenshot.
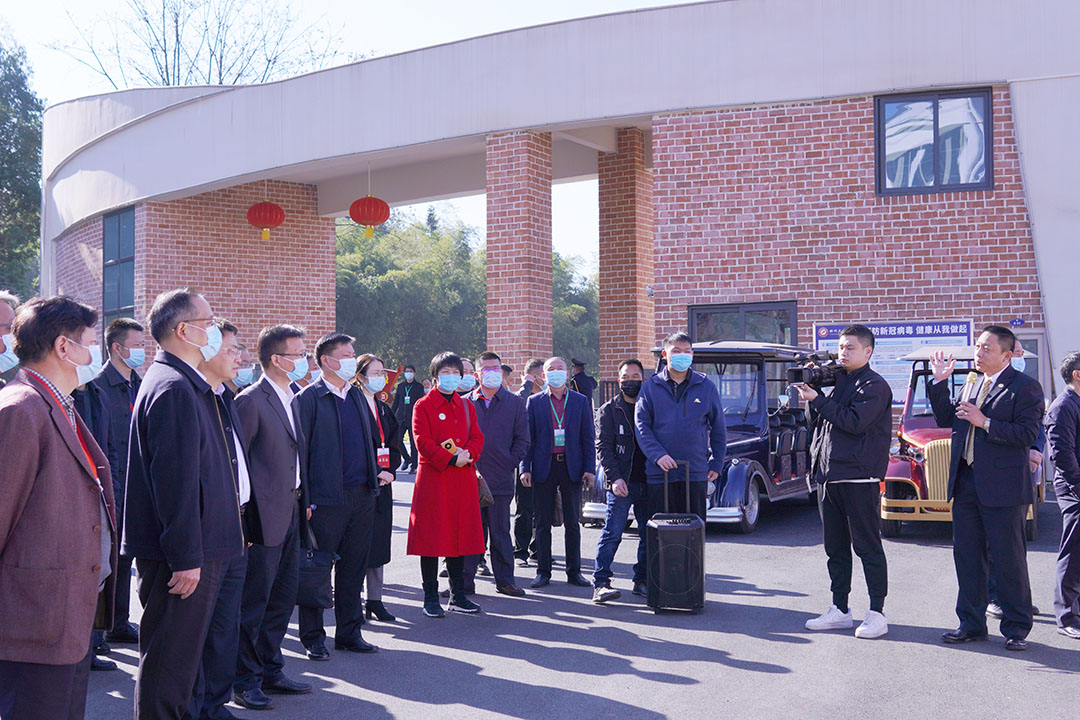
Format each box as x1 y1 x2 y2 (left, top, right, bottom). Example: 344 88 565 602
471 387 530 495
929 364 1044 507
293 377 380 507
219 385 266 546
520 388 595 485
235 376 307 546
391 379 422 423
73 380 110 461
123 351 245 570
1044 387 1080 495
0 370 118 665
90 362 141 493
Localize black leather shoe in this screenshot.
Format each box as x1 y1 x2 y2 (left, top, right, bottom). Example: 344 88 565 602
941 628 988 644
104 622 139 644
632 581 648 597
530 574 550 588
1057 625 1080 639
305 642 330 661
1005 637 1028 651
233 687 274 710
516 557 530 568
335 636 378 653
496 583 526 597
263 674 313 694
93 640 111 655
567 573 590 587
365 600 397 622
90 655 118 671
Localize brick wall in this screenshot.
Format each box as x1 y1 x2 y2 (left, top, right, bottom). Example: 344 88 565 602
54 179 336 365
651 85 1043 349
486 130 554 376
598 127 655 380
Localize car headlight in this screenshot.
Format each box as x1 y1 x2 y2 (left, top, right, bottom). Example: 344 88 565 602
912 449 924 464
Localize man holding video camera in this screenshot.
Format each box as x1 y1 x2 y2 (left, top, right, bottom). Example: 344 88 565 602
794 324 893 639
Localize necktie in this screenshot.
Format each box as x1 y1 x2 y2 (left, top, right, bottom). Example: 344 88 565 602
964 377 993 464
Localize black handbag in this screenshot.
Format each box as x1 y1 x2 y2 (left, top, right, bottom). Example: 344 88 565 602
297 525 338 609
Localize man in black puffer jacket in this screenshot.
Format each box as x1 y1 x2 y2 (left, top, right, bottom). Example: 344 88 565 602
795 324 893 640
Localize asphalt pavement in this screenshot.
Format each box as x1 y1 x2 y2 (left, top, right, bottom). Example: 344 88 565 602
87 477 1078 720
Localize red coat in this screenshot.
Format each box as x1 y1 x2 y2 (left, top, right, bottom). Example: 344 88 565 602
407 390 485 557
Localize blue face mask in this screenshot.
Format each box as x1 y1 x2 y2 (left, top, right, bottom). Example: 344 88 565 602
234 366 255 387
458 374 477 392
366 376 387 394
1011 356 1026 373
669 352 693 372
404 372 415 382
308 370 322 384
121 346 145 369
285 356 309 383
67 340 102 386
0 333 19 373
186 322 222 362
545 369 567 388
438 373 461 393
334 357 357 381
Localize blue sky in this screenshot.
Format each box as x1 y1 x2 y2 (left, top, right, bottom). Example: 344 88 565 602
3 0 702 276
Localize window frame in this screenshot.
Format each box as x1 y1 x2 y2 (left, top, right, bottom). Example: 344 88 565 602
874 87 994 196
102 207 136 339
688 301 798 345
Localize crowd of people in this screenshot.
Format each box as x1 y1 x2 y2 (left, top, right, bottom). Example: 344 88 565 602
0 287 1078 720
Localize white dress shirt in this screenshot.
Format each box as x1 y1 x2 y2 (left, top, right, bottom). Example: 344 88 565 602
268 377 302 489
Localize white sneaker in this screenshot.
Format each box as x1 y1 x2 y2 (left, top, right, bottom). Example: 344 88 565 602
855 610 888 639
805 605 854 631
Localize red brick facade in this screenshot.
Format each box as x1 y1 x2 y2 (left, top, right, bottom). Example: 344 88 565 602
485 130 554 375
651 85 1043 349
598 127 655 380
53 180 336 363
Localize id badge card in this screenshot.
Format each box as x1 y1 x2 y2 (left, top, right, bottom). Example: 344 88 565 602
377 446 391 469
405 396 411 404
554 429 566 448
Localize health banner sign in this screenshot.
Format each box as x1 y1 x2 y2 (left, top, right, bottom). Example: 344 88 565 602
813 320 973 406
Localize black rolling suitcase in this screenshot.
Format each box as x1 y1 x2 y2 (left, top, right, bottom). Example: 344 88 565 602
646 462 705 613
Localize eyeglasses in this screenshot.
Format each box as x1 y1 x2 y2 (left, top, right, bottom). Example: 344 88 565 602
274 352 307 358
180 316 215 327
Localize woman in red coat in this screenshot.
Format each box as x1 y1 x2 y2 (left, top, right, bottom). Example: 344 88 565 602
408 351 486 617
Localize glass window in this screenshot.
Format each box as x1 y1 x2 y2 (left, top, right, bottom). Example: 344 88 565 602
696 362 762 426
102 208 136 341
876 88 992 195
690 302 796 345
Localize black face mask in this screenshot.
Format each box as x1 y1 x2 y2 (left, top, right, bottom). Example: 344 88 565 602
620 380 642 397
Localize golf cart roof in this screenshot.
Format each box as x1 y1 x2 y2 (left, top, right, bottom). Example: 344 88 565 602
651 340 817 360
901 346 1037 361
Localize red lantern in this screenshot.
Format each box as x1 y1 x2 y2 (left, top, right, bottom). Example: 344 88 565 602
349 196 390 238
247 202 285 240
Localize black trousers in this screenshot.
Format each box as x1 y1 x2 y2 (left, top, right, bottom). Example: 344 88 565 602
235 506 300 692
533 457 582 577
188 551 247 720
299 486 375 647
134 557 226 720
397 420 417 469
818 482 888 612
112 490 134 628
465 494 516 587
0 650 91 720
513 471 536 559
952 464 1032 638
1054 484 1080 629
645 480 708 522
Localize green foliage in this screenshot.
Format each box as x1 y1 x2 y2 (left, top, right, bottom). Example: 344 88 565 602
0 37 43 299
335 207 599 371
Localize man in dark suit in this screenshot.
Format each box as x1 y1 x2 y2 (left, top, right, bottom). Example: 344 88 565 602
90 317 145 646
0 296 117 720
568 357 598 408
513 358 545 566
124 289 250 718
391 363 421 472
929 325 1044 651
232 324 313 709
294 333 381 659
520 356 596 589
1045 351 1080 639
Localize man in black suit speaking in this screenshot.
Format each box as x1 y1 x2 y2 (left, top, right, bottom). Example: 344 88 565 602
929 325 1044 651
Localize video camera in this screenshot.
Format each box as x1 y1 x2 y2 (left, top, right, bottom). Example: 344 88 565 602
786 351 846 389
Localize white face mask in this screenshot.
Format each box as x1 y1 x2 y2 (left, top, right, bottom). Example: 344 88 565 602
481 369 502 389
66 339 103 386
0 333 18 372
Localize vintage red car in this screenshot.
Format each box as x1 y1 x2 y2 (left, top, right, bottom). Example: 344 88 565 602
880 347 1044 539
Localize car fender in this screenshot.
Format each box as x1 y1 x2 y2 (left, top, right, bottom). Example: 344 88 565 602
719 458 763 508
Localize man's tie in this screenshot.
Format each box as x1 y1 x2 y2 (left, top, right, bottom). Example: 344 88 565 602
964 377 993 464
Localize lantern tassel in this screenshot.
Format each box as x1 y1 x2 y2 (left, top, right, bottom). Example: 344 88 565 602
365 226 375 239
261 228 270 241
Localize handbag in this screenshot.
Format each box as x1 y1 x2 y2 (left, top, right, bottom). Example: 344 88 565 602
297 525 338 609
462 399 494 508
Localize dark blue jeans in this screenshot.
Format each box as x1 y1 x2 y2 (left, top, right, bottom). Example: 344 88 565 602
592 482 648 587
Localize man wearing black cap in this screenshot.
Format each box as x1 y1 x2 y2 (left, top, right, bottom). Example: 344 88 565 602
568 358 597 409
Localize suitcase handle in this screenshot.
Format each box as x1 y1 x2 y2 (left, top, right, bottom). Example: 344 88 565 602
663 461 691 513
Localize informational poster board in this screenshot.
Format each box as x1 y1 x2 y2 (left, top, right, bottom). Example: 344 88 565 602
813 320 973 406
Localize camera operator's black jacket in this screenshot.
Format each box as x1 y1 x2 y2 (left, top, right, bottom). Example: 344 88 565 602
596 395 645 490
807 363 893 482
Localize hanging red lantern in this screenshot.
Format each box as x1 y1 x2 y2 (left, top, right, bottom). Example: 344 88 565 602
349 196 390 238
247 202 285 240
